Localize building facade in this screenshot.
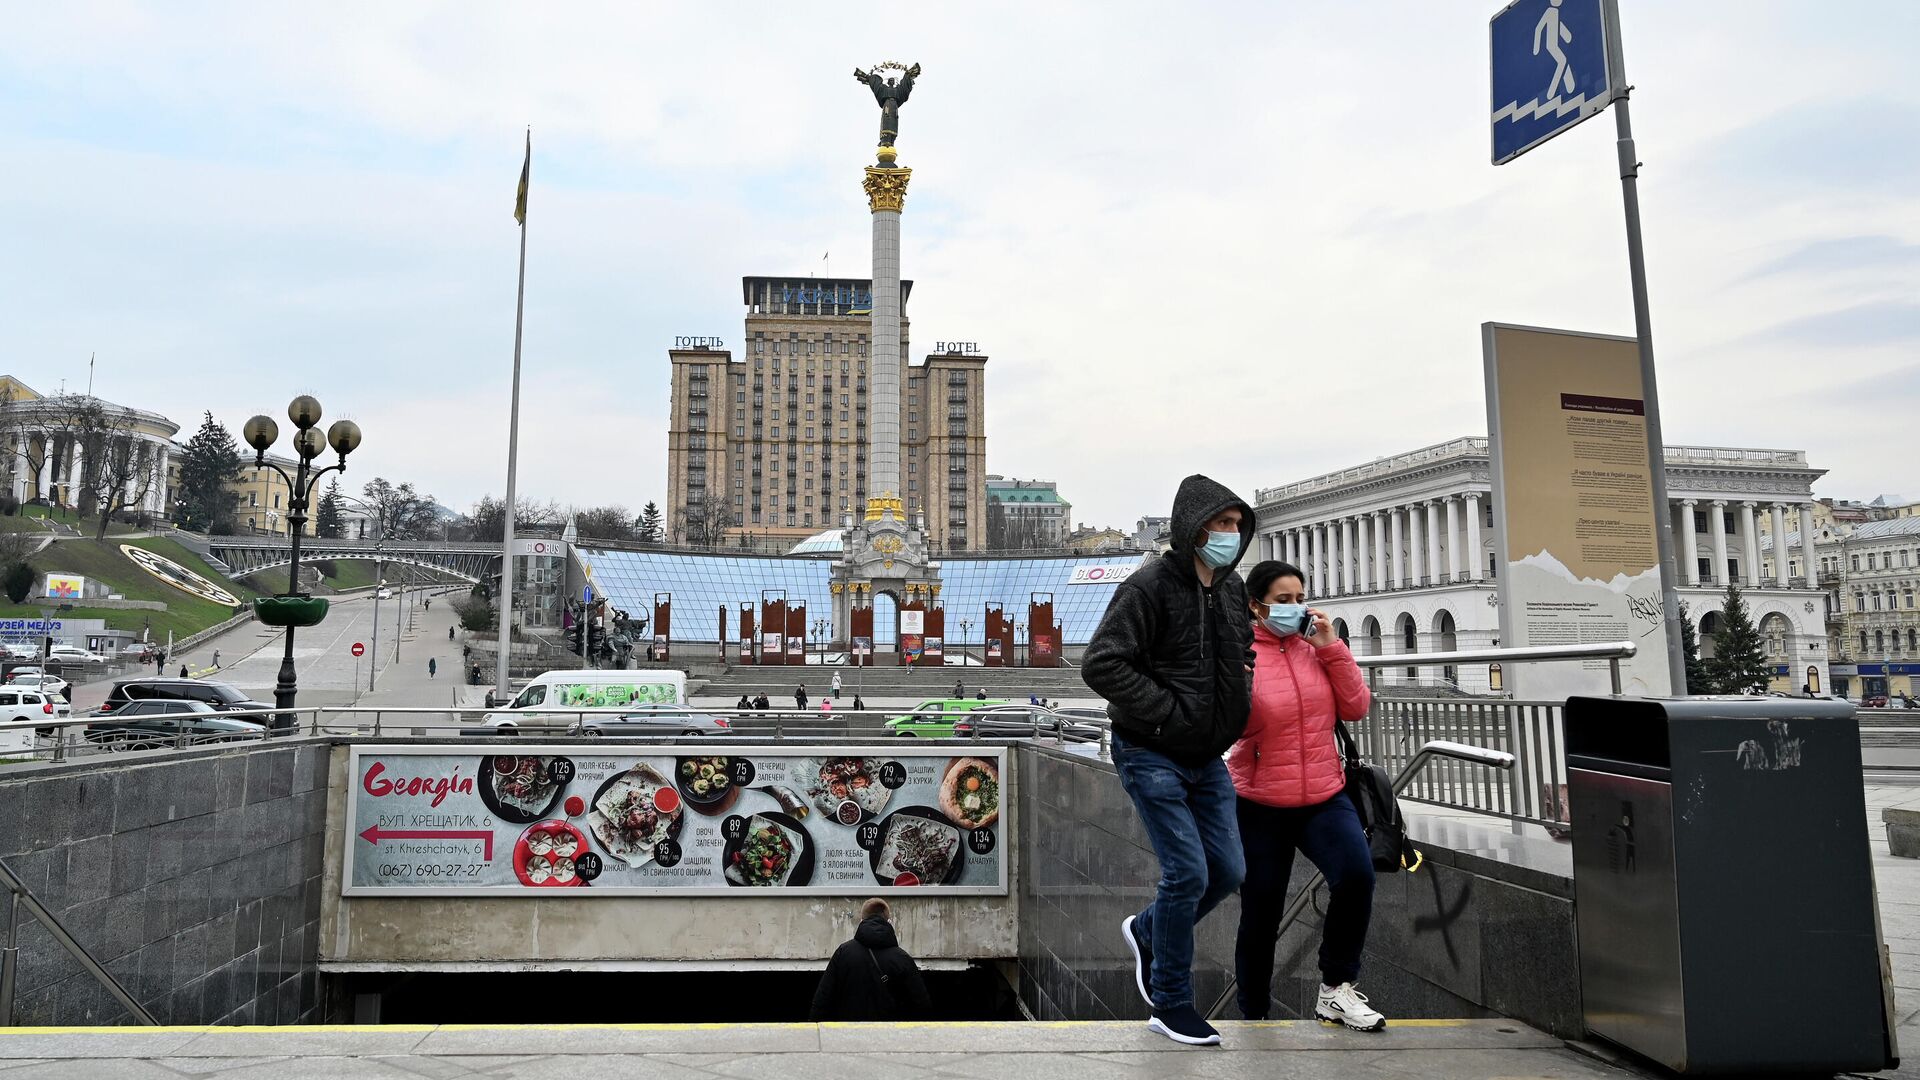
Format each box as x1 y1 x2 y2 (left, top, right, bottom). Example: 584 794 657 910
986 475 1072 548
1816 517 1920 701
1 376 176 519
665 277 987 553
1250 437 1830 694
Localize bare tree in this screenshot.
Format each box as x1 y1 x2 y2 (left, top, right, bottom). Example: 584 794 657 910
678 498 736 547
81 431 160 541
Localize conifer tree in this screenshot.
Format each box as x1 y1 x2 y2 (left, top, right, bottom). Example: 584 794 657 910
1707 584 1771 694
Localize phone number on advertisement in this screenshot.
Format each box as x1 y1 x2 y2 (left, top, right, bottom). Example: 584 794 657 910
376 864 486 879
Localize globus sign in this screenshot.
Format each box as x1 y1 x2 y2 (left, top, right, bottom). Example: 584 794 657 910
512 539 569 558
1066 564 1137 586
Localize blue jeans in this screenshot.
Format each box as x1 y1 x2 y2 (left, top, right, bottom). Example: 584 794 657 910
1233 792 1375 1018
1112 732 1246 1010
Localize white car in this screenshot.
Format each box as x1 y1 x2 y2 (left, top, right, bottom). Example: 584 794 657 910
375 588 393 600
0 687 72 754
47 646 108 665
8 674 69 698
3 642 38 660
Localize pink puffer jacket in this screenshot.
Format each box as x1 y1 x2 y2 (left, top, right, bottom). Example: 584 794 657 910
1226 622 1372 808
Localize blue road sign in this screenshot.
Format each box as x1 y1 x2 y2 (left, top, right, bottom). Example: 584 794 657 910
584 586 593 602
1491 0 1620 164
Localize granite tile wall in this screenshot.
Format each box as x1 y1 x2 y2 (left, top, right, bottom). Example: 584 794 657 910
1013 744 1583 1037
0 739 333 1026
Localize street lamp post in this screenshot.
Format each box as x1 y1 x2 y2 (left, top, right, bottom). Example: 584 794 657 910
812 617 829 665
242 397 362 718
958 619 974 668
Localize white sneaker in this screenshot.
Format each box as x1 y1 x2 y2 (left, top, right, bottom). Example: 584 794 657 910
1315 983 1386 1031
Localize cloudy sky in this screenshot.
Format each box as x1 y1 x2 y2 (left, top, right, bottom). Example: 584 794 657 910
5 2 1917 527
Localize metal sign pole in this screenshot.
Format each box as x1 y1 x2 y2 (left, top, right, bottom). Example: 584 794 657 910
1605 4 1688 694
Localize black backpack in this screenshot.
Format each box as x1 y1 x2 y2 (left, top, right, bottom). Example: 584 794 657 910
1335 721 1423 874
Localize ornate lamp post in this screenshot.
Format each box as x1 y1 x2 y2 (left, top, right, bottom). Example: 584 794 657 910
958 618 974 667
812 616 830 663
242 396 362 721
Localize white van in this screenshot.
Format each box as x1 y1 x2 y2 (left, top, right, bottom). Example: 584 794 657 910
479 670 688 732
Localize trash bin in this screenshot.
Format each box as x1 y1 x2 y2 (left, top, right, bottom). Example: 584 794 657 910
1565 695 1898 1074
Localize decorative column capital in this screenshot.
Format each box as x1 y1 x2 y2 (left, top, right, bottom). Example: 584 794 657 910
1711 499 1728 507
863 166 913 212
1740 500 1757 509
1681 498 1697 507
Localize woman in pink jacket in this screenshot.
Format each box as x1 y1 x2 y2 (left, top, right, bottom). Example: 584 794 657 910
1227 560 1384 1031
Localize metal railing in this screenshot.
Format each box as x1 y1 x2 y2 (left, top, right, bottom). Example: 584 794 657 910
1355 640 1637 828
1206 737 1517 1020
0 857 157 1027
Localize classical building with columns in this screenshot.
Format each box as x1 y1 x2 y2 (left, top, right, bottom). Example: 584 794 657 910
1 375 177 520
1251 436 1830 694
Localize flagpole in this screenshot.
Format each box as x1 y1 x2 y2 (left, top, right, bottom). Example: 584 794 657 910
495 132 530 699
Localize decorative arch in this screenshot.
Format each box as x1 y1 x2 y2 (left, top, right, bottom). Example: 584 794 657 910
1361 615 1382 658
1332 618 1350 645
1698 610 1723 661
1397 612 1419 682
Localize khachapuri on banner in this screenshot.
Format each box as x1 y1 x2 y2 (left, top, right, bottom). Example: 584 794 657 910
345 745 1007 896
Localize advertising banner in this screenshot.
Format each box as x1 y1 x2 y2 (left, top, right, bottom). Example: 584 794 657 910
1066 564 1136 586
1484 323 1672 699
900 610 925 635
44 574 85 600
346 745 1008 897
761 632 782 658
853 636 872 658
512 539 568 558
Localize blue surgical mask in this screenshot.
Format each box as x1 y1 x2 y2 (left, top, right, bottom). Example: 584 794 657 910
1261 603 1311 638
1197 529 1241 568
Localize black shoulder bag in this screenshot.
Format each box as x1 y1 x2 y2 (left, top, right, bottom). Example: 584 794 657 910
865 946 896 1019
1335 720 1423 874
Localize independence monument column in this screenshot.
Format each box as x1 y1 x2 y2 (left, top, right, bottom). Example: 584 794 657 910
833 61 938 662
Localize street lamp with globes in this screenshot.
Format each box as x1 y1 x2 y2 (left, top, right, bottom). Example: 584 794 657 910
242 396 362 721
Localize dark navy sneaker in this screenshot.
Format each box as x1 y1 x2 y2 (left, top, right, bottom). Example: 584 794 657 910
1121 914 1153 1007
1147 1003 1221 1046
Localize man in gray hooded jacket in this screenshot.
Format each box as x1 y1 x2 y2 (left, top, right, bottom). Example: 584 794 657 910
1085 474 1256 1046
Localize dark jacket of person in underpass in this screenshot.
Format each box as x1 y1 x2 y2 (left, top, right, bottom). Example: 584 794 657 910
809 901 932 1021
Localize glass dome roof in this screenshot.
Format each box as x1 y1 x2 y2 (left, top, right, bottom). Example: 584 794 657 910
787 529 846 555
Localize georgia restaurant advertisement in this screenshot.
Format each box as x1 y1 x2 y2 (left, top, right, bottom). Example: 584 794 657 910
344 745 1008 897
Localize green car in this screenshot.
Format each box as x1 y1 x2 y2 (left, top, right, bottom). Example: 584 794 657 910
885 698 1008 737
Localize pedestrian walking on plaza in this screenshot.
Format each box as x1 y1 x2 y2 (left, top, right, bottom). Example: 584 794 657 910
852 694 865 712
179 664 189 678
737 694 752 711
832 671 842 699
974 688 986 700
809 898 932 1021
428 657 437 679
212 650 221 668
449 625 455 641
1084 474 1255 1047
1229 560 1384 1031
795 683 808 710
470 662 482 684
755 693 771 710
821 698 833 714
953 678 964 698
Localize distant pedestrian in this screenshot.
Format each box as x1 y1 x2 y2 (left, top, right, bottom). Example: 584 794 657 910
953 679 964 698
809 898 932 1021
212 650 221 668
179 664 189 678
424 598 431 611
449 626 455 641
1029 693 1041 706
853 694 865 711
832 672 843 700
755 693 771 710
975 688 986 700
428 657 438 679
795 683 808 710
470 663 482 685
737 694 752 711
821 699 833 713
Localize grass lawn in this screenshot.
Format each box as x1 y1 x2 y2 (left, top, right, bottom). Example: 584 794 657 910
19 504 139 537
0 515 52 534
0 536 263 642
314 558 382 591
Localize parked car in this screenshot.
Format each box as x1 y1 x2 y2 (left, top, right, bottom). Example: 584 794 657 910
885 697 1008 737
95 677 281 731
7 673 69 699
375 588 393 600
952 704 1104 742
1052 705 1110 725
47 645 108 665
85 700 267 749
0 687 71 722
119 642 158 659
3 666 46 683
3 642 39 660
567 705 733 737
1862 694 1890 709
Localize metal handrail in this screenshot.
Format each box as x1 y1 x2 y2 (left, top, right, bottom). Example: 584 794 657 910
1356 640 1637 695
1205 738 1516 1020
1353 640 1636 669
0 857 157 1026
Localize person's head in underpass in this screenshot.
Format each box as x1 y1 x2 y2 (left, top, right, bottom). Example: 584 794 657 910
861 897 891 923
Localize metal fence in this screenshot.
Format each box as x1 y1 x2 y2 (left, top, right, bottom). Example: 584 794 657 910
1354 640 1633 828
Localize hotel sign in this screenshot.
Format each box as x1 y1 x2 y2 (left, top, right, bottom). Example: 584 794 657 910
674 337 725 350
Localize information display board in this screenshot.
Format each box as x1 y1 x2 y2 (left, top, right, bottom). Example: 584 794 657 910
1484 322 1672 699
345 745 1008 897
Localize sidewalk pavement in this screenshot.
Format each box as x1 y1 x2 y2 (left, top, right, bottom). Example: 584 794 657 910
0 1018 1643 1078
